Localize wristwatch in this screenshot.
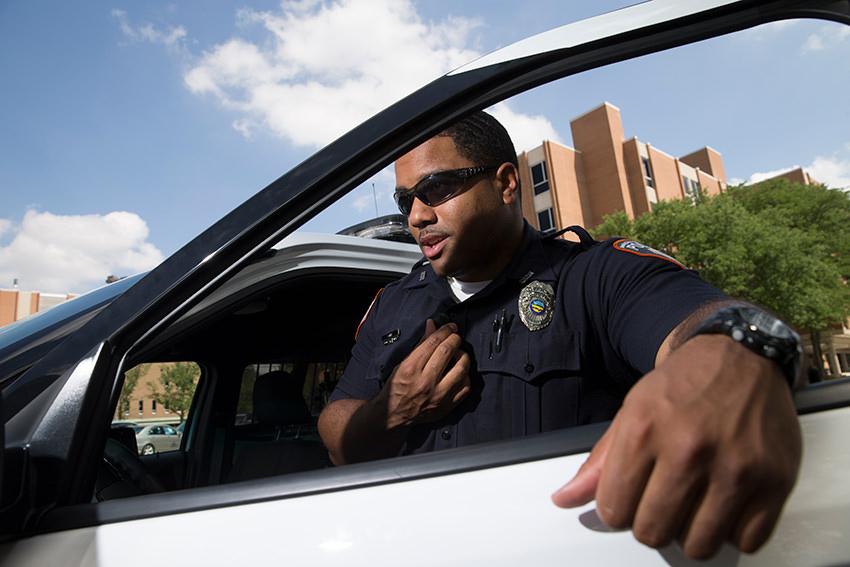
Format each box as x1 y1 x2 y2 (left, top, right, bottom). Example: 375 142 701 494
690 305 802 388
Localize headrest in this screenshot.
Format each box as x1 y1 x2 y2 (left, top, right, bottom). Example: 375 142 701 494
253 370 311 426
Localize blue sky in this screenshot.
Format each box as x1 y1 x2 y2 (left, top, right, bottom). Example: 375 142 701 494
1 0 848 294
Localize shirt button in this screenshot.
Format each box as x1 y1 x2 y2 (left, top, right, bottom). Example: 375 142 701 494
441 429 452 440
524 363 535 374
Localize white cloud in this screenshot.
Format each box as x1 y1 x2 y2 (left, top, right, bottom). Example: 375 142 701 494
802 24 850 53
0 211 164 294
748 166 802 184
488 103 562 154
737 20 849 55
808 153 850 190
183 0 487 147
112 10 187 52
748 147 850 190
350 168 395 213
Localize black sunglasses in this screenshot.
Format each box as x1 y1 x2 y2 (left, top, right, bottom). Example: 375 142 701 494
393 166 499 216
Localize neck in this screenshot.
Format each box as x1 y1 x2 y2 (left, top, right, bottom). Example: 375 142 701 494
455 216 525 282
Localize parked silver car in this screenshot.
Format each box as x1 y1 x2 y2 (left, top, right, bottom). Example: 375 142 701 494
1 1 848 565
134 425 181 456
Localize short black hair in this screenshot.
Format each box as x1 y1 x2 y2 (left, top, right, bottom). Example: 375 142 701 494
436 111 518 170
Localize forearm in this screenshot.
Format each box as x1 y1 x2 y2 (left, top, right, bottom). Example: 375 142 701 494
318 395 410 466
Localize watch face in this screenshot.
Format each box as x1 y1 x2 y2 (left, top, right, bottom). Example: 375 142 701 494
741 307 796 339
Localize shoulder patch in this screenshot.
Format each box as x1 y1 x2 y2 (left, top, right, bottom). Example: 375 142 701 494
612 239 686 269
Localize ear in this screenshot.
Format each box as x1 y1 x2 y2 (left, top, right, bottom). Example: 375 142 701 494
495 163 520 205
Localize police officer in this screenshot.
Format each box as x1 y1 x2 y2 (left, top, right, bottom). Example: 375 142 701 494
318 111 801 560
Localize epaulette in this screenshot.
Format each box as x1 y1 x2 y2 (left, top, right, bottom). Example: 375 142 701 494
545 225 597 250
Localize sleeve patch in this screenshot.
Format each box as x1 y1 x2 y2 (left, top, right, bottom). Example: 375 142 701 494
612 239 686 269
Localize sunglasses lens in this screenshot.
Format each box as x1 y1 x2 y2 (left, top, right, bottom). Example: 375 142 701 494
419 175 464 207
395 167 491 216
394 191 414 215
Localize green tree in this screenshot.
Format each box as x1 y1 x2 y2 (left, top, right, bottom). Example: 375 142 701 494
117 363 149 419
728 179 850 281
592 181 850 334
147 362 200 423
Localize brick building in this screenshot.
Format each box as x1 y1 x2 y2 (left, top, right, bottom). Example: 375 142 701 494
0 287 75 328
518 102 727 236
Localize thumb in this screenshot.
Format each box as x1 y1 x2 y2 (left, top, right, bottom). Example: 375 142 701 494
551 427 613 508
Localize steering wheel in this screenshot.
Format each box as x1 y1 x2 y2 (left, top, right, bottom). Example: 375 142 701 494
97 437 166 500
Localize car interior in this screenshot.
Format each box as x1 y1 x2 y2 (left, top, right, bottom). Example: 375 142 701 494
97 249 407 501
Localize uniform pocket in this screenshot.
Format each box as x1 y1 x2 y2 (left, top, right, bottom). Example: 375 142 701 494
476 326 581 384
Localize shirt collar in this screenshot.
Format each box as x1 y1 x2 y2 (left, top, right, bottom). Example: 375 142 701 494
498 221 558 285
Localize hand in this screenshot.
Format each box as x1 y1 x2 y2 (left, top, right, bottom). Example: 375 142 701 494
551 334 802 560
379 318 471 429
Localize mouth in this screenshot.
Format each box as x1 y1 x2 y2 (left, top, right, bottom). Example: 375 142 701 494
418 231 448 259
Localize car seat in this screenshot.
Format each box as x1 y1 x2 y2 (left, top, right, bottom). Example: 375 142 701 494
228 370 329 481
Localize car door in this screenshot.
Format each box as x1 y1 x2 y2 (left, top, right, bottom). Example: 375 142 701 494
1 0 849 565
3 402 850 566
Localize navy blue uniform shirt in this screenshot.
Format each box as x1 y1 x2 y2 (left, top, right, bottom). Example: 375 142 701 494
330 224 728 454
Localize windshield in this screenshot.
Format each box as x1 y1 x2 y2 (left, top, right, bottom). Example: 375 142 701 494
0 274 143 386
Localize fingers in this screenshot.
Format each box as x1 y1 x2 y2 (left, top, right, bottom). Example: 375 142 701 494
418 318 438 344
594 414 660 531
676 482 749 559
410 319 461 370
551 424 614 508
728 492 784 554
433 350 472 403
640 462 779 559
385 319 470 426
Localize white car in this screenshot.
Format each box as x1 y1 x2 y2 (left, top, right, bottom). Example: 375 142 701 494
134 425 181 456
1 1 849 565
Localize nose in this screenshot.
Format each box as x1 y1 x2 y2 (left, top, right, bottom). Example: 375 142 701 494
408 194 436 229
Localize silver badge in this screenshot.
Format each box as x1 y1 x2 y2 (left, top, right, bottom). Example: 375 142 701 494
518 281 555 331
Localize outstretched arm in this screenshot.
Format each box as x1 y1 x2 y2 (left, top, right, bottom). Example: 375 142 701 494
552 301 802 560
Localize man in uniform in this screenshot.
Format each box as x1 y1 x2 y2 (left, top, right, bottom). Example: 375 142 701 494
318 111 802 560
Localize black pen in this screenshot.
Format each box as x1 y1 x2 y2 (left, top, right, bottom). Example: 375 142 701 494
495 309 506 353
490 316 498 359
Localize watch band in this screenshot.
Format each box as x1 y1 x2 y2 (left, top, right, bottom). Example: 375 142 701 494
689 305 802 389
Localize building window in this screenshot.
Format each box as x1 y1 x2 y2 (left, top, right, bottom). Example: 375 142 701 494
642 157 654 188
537 208 556 233
531 162 550 195
683 176 700 200
138 400 144 415
839 353 850 374
152 400 157 415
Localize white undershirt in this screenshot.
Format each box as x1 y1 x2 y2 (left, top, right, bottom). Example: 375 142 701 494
445 276 491 303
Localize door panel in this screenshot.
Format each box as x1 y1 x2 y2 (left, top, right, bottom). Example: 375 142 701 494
3 406 849 566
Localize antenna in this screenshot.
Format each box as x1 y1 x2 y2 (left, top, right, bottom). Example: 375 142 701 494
372 183 379 217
